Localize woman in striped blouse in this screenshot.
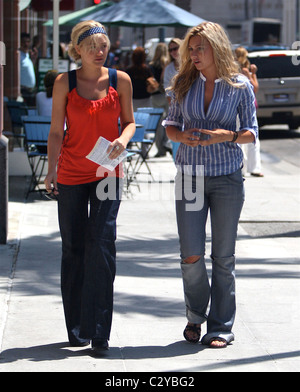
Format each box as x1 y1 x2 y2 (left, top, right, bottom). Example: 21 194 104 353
164 22 258 348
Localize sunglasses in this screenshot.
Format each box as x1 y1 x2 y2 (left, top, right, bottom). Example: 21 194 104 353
169 47 179 53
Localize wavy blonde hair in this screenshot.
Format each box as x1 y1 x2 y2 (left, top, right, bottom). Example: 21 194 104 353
235 46 251 70
150 42 169 69
167 38 182 64
68 20 110 62
173 22 242 102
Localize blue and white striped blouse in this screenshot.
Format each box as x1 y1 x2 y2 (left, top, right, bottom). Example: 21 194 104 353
163 72 258 176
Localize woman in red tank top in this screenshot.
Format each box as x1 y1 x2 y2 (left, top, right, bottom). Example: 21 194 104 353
44 21 135 356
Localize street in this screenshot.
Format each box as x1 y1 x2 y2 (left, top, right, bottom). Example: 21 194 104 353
259 125 300 168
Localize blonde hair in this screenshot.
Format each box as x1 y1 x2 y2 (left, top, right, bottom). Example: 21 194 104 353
235 46 251 70
68 20 110 62
168 38 182 63
150 42 169 69
173 22 242 102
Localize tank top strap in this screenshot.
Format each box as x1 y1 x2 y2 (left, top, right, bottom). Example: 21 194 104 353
68 69 117 92
68 70 77 92
108 68 117 90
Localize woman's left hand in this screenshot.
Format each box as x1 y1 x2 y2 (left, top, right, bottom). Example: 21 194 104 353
199 129 233 146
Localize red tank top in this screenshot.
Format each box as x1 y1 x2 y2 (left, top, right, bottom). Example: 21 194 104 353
57 69 121 185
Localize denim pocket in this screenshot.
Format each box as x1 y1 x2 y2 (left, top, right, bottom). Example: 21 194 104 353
227 169 244 185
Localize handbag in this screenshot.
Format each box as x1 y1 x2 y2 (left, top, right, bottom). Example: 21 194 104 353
146 77 160 94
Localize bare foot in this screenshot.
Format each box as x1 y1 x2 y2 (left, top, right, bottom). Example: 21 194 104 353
209 338 227 348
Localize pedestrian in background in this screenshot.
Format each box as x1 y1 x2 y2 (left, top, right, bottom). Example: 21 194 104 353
36 70 59 117
163 38 182 103
163 38 182 160
149 43 171 157
235 46 264 177
20 32 36 106
164 22 258 348
44 20 135 356
126 47 152 111
35 70 59 154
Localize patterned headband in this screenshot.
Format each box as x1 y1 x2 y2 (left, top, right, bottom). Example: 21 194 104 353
77 27 107 45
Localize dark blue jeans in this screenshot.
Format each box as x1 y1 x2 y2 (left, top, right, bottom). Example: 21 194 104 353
57 178 122 345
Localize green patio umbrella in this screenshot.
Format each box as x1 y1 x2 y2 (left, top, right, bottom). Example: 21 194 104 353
80 0 205 45
81 0 205 28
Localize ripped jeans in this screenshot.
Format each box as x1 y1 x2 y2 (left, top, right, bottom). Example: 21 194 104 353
175 169 244 344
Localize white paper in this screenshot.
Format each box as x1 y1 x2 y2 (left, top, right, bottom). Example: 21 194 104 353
86 136 127 171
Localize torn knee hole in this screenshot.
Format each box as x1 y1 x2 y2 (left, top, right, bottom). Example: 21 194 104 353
183 256 201 264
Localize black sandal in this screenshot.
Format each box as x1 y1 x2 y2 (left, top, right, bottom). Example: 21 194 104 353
183 323 201 343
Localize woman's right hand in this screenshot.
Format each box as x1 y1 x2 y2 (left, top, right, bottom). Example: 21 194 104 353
44 171 59 195
178 128 201 147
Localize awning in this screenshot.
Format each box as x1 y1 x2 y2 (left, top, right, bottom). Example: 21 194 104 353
20 0 32 12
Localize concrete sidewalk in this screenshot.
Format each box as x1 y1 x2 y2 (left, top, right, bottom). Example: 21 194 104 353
0 150 299 373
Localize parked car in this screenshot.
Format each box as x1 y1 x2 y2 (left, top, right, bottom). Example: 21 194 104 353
232 44 289 53
248 50 300 129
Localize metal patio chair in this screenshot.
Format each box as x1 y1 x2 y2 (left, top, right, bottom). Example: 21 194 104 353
22 115 51 198
137 107 164 158
4 101 36 148
127 112 154 181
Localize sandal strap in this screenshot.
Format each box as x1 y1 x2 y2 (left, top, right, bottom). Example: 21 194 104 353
185 324 201 333
183 323 201 343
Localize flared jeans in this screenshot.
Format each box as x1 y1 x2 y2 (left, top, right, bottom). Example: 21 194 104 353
175 169 245 344
57 178 121 345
